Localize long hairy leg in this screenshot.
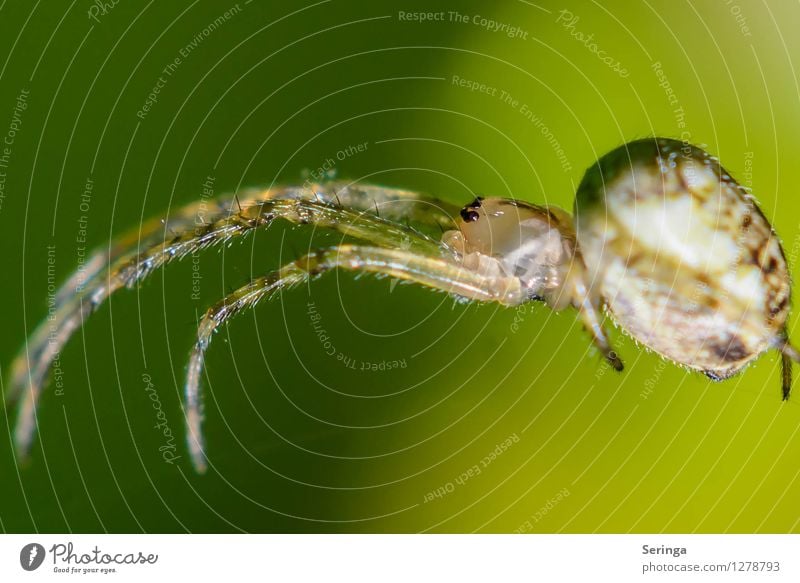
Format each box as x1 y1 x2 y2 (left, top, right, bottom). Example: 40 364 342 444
12 182 458 398
185 244 523 472
55 181 458 306
8 186 459 459
55 182 458 307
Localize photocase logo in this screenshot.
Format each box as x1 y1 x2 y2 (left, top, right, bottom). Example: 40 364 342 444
20 543 46 571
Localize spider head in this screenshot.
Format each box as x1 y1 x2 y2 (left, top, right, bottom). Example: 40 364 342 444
445 197 580 309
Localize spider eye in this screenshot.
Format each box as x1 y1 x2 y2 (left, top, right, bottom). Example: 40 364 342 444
460 207 480 222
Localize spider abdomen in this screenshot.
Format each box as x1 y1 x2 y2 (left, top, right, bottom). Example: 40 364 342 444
574 137 791 378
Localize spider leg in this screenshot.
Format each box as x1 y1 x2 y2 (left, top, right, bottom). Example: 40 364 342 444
7 189 457 460
53 182 457 308
781 350 792 401
12 183 456 402
184 244 523 472
571 278 624 372
775 328 800 400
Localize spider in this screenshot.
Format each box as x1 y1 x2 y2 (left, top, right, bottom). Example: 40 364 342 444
7 137 799 473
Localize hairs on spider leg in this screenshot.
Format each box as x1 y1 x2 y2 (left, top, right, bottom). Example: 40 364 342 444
782 351 792 401
184 244 519 471
8 190 458 462
776 334 800 400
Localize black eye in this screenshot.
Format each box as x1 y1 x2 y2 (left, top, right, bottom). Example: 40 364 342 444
467 196 484 209
460 208 480 222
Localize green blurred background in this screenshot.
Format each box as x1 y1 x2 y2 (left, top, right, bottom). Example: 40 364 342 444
1 0 799 533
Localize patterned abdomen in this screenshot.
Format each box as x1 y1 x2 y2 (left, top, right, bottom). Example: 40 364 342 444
574 138 791 378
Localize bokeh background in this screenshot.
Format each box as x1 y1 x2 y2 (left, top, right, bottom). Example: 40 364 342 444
1 0 799 533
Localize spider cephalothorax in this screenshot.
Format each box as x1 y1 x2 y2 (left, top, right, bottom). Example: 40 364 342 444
446 198 578 307
7 137 798 473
